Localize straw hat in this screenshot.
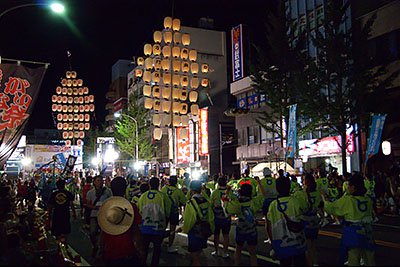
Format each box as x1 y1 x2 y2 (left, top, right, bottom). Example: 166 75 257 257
98 196 134 235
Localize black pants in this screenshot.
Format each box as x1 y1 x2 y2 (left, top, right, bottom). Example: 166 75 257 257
279 253 306 266
142 234 163 266
84 206 91 225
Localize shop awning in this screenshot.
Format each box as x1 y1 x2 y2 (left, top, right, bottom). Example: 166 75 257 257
251 162 296 177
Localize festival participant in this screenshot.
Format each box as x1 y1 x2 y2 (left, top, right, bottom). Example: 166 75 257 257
322 174 376 266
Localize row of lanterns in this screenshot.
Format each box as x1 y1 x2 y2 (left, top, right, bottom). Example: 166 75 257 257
52 95 94 103
136 17 209 141
54 87 92 96
55 113 91 122
58 123 90 131
51 104 95 113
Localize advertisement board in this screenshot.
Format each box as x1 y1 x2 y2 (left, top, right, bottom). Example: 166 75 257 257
176 127 190 164
199 108 209 156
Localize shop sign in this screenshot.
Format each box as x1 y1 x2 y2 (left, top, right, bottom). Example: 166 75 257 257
199 108 209 156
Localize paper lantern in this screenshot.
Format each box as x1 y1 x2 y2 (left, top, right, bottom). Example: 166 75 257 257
382 141 391 155
78 79 83 86
144 44 152 55
83 87 89 94
52 95 57 102
161 59 170 71
52 104 57 112
78 88 84 95
172 60 181 72
180 89 188 101
190 77 199 89
180 76 189 87
163 114 171 126
201 78 209 87
67 80 72 87
68 106 73 113
180 48 189 60
89 104 95 112
153 100 161 111
163 73 171 85
172 88 181 99
189 91 198 102
164 31 172 44
180 128 188 140
57 114 62 121
189 50 197 61
79 113 84 121
74 131 79 139
62 105 68 112
153 44 161 55
134 68 142 78
164 17 172 29
191 104 199 116
172 75 180 87
145 58 153 70
74 114 79 121
85 114 90 121
152 72 161 83
84 105 90 112
173 32 181 44
162 100 171 113
153 127 163 140
182 33 190 46
172 18 180 31
56 87 62 94
65 140 71 146
162 45 171 58
181 61 190 73
74 105 79 113
89 95 94 102
78 123 84 130
67 97 73 104
137 57 144 66
73 88 78 95
57 123 63 130
172 101 181 113
85 123 90 130
63 123 68 130
68 123 73 130
153 58 161 70
66 71 72 78
172 115 181 126
62 79 67 86
153 114 161 126
79 131 85 138
172 46 180 58
73 80 78 87
71 71 77 78
180 103 188 114
63 132 68 139
143 85 152 97
201 63 209 73
143 71 152 83
190 62 199 74
152 86 161 98
57 105 62 112
181 115 189 126
153 31 162 43
62 87 67 94
63 114 68 121
162 87 171 99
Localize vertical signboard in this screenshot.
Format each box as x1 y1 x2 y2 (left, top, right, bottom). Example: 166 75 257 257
286 104 297 158
365 114 387 163
231 24 244 81
176 127 190 164
199 108 209 156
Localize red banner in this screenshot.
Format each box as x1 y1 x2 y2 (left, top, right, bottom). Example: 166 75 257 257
176 127 190 164
0 63 46 167
199 108 209 156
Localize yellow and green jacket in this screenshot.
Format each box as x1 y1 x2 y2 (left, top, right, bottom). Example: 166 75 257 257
182 194 214 234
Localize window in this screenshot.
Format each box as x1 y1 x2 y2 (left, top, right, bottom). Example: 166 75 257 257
307 0 314 10
299 15 306 34
298 0 306 15
309 30 316 58
238 128 247 146
248 126 259 145
308 11 315 29
290 0 298 19
261 124 274 144
316 5 324 26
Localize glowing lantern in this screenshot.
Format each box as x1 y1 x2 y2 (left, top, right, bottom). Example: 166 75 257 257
79 131 85 138
163 73 171 85
57 95 62 103
66 71 71 78
68 106 73 113
65 140 71 146
63 114 68 121
189 50 197 61
164 17 172 29
84 105 89 112
172 101 181 113
78 88 83 95
189 91 198 102
145 58 153 70
62 105 68 112
144 44 152 55
161 59 170 71
172 60 181 72
152 86 161 98
153 31 162 43
137 57 144 66
162 100 171 113
164 31 172 44
57 123 63 130
153 100 161 111
89 95 94 102
67 80 72 87
172 18 180 31
191 104 199 116
201 63 209 73
62 79 67 86
180 76 189 87
79 114 84 121
135 68 143 78
172 75 180 87
382 141 391 155
162 87 171 99
74 131 79 139
152 72 161 83
172 88 181 99
56 87 62 94
74 105 79 113
85 123 90 130
143 71 152 83
181 61 189 73
172 115 181 126
85 114 90 121
180 89 188 101
63 123 68 130
180 103 188 115
181 115 189 126
78 79 83 86
173 32 181 44
62 87 67 94
71 71 77 78
78 123 84 130
190 62 199 74
182 33 190 46
153 114 161 126
201 78 209 87
57 114 62 121
68 97 73 104
63 132 68 139
73 88 78 95
163 114 171 126
57 105 62 112
172 46 180 58
89 104 95 112
143 85 152 97
83 87 89 94
52 104 57 112
73 80 78 87
162 45 171 58
74 114 79 121
52 95 57 102
180 48 189 60
153 58 161 70
153 127 163 140
190 77 199 89
153 44 161 55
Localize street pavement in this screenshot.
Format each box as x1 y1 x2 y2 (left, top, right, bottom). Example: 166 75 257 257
66 204 400 266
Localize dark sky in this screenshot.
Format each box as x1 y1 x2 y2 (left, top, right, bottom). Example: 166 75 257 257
0 0 274 134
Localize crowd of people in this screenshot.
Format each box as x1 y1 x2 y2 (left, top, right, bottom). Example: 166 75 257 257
0 163 399 266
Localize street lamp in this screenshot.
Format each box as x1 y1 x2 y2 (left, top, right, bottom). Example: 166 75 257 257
114 112 139 163
0 2 66 20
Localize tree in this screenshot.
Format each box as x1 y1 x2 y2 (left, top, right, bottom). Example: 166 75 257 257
303 0 399 172
114 93 155 161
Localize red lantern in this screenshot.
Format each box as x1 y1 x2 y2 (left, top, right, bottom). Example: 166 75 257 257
79 132 85 138
62 132 68 139
68 114 73 121
84 105 89 112
79 114 84 121
62 105 68 112
89 104 95 112
57 123 63 130
84 114 90 121
57 96 62 103
61 79 67 86
84 123 90 130
67 88 73 95
52 104 57 112
57 105 62 112
56 87 62 94
77 139 83 146
89 95 94 102
65 140 71 146
62 96 67 103
78 88 83 95
68 106 73 113
68 97 73 104
83 87 89 94
84 96 89 103
63 114 68 121
78 79 83 86
57 114 63 121
68 131 73 139
63 123 68 130
79 106 84 112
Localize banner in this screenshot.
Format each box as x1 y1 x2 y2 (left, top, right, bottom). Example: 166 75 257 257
286 104 297 158
0 63 47 167
63 155 77 174
176 127 190 164
365 114 387 163
231 24 244 81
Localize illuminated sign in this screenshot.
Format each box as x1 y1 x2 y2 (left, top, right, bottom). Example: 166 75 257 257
299 134 355 157
199 108 209 156
231 24 244 81
176 127 190 164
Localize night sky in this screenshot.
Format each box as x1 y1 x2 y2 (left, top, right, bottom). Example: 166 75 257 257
0 0 273 134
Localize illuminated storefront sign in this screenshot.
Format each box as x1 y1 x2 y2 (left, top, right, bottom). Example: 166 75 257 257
231 24 244 81
199 108 209 156
176 127 190 164
299 134 354 157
